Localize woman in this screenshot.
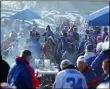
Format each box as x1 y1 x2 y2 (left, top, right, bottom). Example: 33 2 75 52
43 25 54 42
43 36 57 63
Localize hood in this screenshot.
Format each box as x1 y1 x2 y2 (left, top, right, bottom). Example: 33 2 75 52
47 36 55 43
16 56 29 65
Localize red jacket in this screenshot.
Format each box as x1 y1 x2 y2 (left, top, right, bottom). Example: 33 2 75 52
7 56 40 89
76 67 100 88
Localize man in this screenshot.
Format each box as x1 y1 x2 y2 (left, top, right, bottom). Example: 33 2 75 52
101 59 110 82
84 44 96 66
69 26 79 50
91 49 110 76
85 30 90 41
58 32 68 51
72 27 79 42
7 50 40 89
102 27 108 42
76 56 100 88
53 59 87 89
95 59 110 89
0 55 10 83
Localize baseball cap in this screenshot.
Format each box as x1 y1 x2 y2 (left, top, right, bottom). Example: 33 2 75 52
60 59 72 70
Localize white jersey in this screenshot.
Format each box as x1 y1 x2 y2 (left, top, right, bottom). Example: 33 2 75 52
53 69 87 89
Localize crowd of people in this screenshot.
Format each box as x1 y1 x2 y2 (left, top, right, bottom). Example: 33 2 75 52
0 18 110 89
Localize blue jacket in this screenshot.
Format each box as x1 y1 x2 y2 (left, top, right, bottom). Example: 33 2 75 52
7 56 40 89
58 36 68 50
78 40 86 54
91 49 110 70
86 56 96 66
82 67 100 88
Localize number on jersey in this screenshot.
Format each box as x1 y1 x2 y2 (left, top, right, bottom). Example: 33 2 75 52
66 77 83 89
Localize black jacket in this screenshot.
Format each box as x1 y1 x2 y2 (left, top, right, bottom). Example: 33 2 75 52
0 59 10 83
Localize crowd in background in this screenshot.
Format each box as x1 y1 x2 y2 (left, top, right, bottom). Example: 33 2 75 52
0 18 109 89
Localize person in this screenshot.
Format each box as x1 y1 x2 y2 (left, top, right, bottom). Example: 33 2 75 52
78 39 86 55
78 41 92 57
63 26 69 33
0 55 10 83
89 30 97 44
84 44 96 66
32 21 38 28
62 42 77 65
94 36 103 54
58 32 68 51
43 25 54 42
69 26 79 49
91 49 110 76
25 31 41 68
31 27 40 40
53 26 61 43
9 31 18 42
102 27 108 42
76 56 100 88
53 59 87 89
1 37 12 56
101 59 110 83
43 36 57 63
85 30 90 42
95 27 102 37
7 50 40 89
55 41 62 65
72 27 79 42
97 36 103 44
